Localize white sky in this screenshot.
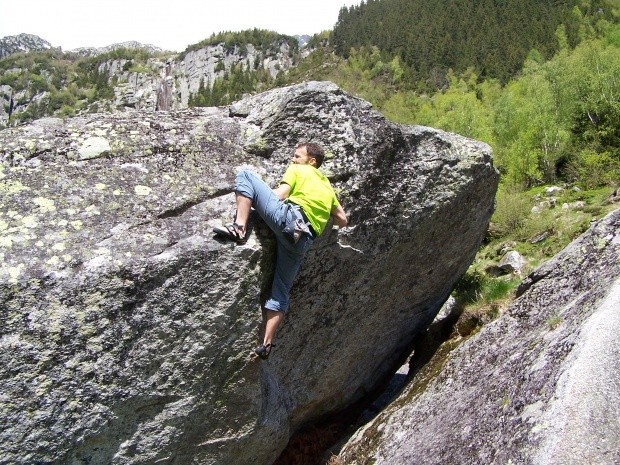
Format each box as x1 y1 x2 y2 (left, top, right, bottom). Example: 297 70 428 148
0 0 360 52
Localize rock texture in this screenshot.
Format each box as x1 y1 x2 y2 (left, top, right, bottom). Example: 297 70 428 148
338 209 620 465
0 37 299 127
175 41 296 107
0 33 53 58
0 81 498 464
70 41 163 57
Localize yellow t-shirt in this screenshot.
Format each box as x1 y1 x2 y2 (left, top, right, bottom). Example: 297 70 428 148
281 164 340 236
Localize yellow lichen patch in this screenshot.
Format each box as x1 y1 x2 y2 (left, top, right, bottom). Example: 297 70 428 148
83 291 105 310
8 264 25 283
0 180 29 195
66 208 78 216
0 220 8 231
135 185 152 196
52 243 66 252
46 256 61 266
21 216 37 228
33 197 57 213
85 205 100 215
34 375 52 396
95 183 107 190
113 189 122 196
57 219 69 227
70 220 83 230
0 236 14 248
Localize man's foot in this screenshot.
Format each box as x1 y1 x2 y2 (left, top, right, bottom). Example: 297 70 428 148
254 343 274 360
213 223 246 244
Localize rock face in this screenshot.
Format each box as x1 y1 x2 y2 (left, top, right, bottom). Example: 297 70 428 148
70 41 164 57
338 209 620 465
498 250 526 274
0 33 53 58
175 41 296 107
89 40 297 111
0 38 299 127
0 81 498 464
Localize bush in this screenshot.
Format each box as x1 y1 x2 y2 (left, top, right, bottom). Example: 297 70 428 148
0 71 20 87
565 149 620 188
490 187 532 237
514 208 557 242
453 269 519 313
58 105 76 117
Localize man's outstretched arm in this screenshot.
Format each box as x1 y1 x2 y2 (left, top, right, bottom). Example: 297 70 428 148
274 183 291 200
330 204 348 227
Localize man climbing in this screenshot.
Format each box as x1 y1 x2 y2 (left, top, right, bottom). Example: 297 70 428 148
214 143 348 359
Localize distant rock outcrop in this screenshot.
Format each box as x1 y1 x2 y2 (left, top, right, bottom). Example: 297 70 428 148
0 35 300 127
0 33 53 58
0 81 498 464
175 41 296 107
69 41 164 57
338 209 620 465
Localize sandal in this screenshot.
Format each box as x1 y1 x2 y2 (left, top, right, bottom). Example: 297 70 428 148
213 223 246 244
255 343 275 360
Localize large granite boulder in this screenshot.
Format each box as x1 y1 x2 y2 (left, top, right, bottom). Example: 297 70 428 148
0 81 498 464
338 209 620 465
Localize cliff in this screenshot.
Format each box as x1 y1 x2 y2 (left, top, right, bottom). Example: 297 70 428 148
0 34 300 127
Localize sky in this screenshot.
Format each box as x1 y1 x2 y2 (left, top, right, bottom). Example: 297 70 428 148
0 0 360 52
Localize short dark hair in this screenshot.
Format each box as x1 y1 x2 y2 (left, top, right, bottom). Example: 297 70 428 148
301 142 325 168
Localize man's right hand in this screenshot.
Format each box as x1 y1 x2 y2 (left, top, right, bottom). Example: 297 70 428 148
330 205 348 227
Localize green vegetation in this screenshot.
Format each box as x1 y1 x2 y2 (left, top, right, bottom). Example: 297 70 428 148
0 46 161 124
331 0 618 87
547 315 564 329
180 28 298 59
189 63 274 107
0 49 95 123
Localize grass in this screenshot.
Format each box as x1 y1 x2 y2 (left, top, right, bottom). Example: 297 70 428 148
546 315 563 329
454 183 617 323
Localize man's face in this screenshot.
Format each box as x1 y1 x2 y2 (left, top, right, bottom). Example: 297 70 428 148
292 146 315 166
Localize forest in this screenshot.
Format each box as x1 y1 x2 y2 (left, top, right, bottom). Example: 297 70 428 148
331 0 618 86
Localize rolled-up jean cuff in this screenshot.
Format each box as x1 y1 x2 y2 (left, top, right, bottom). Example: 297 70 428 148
264 299 287 313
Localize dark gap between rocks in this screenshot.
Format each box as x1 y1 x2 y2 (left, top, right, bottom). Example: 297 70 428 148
272 299 464 465
272 360 410 465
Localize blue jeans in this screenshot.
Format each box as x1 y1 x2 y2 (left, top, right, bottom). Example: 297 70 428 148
235 170 314 312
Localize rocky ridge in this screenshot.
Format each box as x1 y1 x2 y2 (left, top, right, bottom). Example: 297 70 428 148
0 81 498 464
69 41 164 57
0 34 300 127
0 33 53 58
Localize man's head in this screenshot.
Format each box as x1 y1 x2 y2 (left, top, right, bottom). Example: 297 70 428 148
293 143 325 168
